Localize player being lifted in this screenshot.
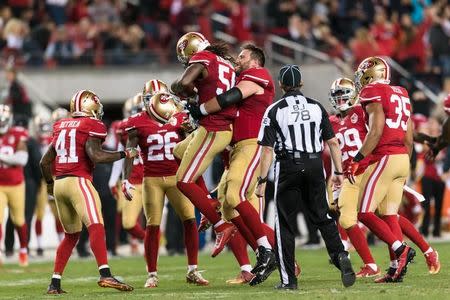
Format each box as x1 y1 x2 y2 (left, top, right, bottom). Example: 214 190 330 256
328 78 440 279
345 57 415 282
0 104 29 266
40 90 136 294
122 88 208 288
188 44 278 285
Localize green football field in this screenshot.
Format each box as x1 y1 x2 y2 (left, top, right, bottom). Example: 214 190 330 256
0 242 448 300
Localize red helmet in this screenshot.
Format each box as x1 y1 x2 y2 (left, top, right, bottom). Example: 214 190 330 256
443 93 450 116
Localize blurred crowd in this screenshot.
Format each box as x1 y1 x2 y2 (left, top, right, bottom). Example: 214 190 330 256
0 1 448 80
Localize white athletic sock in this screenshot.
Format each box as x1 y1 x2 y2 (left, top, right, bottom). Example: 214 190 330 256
37 236 42 249
424 247 433 255
389 260 398 268
391 240 403 252
367 263 378 271
58 233 64 242
341 239 350 251
188 265 197 272
52 274 62 279
148 271 157 277
256 236 271 249
19 247 27 254
213 219 225 229
240 264 252 273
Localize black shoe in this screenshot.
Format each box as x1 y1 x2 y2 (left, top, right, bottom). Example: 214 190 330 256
47 284 66 294
37 248 44 257
249 246 277 286
77 249 91 258
275 282 298 290
337 252 356 288
301 240 321 249
5 250 13 257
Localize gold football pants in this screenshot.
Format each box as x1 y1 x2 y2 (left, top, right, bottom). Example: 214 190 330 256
0 183 25 226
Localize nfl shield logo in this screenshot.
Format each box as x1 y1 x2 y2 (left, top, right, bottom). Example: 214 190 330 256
350 113 358 124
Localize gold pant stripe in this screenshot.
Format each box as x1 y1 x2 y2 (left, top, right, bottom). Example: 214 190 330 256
79 177 100 224
360 155 389 213
181 131 216 183
239 144 261 201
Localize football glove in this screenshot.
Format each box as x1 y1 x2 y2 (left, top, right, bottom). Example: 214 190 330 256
124 147 139 159
187 103 203 121
345 160 359 184
122 179 135 201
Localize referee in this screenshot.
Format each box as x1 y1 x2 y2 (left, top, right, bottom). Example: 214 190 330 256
256 64 355 290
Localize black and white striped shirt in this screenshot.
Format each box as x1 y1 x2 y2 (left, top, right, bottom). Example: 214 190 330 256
258 90 334 153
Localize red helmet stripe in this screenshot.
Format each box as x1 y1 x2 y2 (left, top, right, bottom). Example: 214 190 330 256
74 90 83 112
151 80 157 93
156 80 161 91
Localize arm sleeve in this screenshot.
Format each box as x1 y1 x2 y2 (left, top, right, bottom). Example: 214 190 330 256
258 106 278 147
89 120 108 139
108 142 124 188
320 104 335 141
0 150 29 166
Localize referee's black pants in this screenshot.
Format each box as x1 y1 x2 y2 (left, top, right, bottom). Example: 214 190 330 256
273 155 345 285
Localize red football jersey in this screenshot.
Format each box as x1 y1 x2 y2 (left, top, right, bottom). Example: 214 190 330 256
189 50 237 131
330 105 371 175
120 117 145 184
232 67 275 143
52 117 107 181
0 126 28 185
359 82 411 161
125 112 182 177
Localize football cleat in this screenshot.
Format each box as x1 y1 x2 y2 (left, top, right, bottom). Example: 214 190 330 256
274 282 298 290
37 248 44 257
97 276 134 291
294 260 301 278
186 269 209 286
337 252 356 287
211 222 237 257
393 245 416 280
374 267 399 283
249 246 277 286
198 201 221 232
226 271 255 284
47 284 67 294
424 250 440 275
19 252 29 267
356 264 381 278
144 274 159 288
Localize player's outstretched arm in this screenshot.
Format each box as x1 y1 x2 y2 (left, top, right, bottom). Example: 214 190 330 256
85 137 137 164
171 63 205 98
405 119 414 158
200 80 262 115
357 102 385 157
122 129 138 180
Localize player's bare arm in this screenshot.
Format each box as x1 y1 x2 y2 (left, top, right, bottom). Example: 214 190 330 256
85 137 137 163
255 145 273 198
171 63 205 98
358 102 385 157
122 129 138 180
201 80 263 114
326 137 344 187
40 144 56 195
405 119 414 158
0 139 28 166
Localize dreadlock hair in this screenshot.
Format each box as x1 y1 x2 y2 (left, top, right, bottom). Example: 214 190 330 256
205 42 236 65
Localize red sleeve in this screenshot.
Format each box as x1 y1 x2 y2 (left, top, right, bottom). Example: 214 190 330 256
239 68 271 88
125 114 142 132
13 127 28 142
359 85 383 105
87 119 107 139
189 50 214 67
444 94 450 116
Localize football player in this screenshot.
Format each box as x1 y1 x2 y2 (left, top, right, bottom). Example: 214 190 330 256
40 90 136 294
330 78 440 278
0 104 29 266
346 57 415 282
170 32 238 257
123 91 208 288
189 44 277 285
33 114 64 256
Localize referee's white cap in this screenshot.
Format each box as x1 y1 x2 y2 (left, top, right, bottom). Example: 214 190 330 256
278 64 302 87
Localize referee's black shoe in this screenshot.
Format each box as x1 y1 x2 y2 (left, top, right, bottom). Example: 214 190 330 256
249 246 277 286
337 252 356 287
274 282 298 290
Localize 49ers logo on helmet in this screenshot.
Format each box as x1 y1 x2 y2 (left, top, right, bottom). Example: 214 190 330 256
360 60 376 70
159 94 171 104
178 39 188 53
